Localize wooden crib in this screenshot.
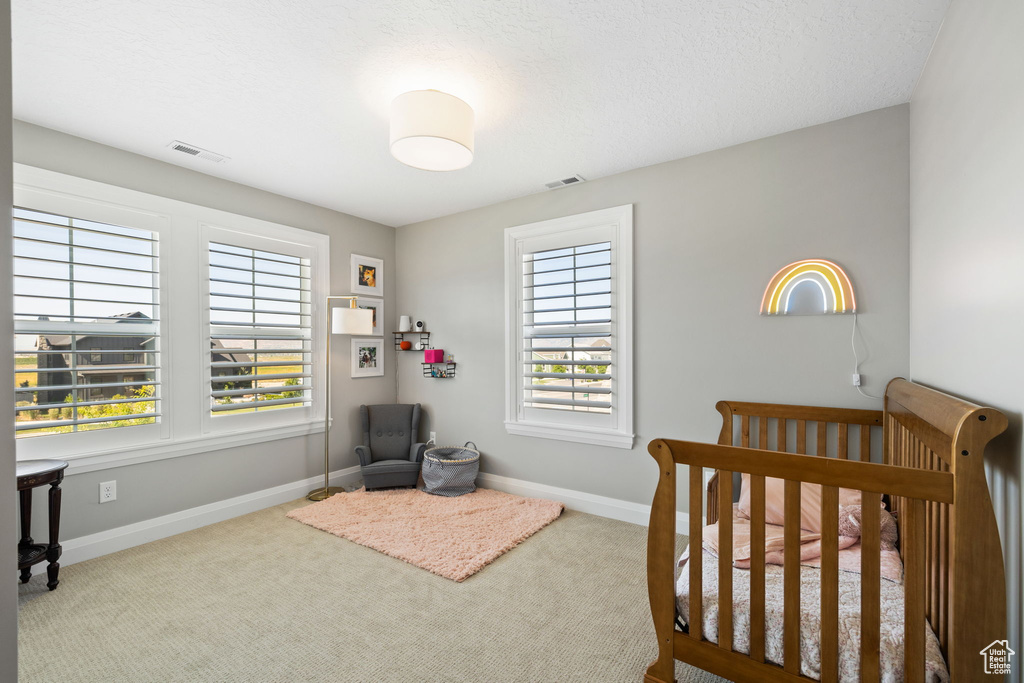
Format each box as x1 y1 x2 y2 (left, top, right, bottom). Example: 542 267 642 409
645 378 1007 682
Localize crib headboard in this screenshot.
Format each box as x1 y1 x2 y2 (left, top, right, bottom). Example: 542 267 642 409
883 378 1007 679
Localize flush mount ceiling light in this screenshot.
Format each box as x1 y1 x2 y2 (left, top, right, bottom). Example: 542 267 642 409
389 89 474 171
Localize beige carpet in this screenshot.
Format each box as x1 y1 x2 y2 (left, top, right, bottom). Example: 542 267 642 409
287 487 564 582
18 500 730 683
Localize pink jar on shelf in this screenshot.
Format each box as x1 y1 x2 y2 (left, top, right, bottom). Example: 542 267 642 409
424 349 444 363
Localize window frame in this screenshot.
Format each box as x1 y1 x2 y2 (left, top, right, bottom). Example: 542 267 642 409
13 164 328 470
503 205 634 449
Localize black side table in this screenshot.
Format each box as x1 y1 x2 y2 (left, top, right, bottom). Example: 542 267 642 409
17 459 69 590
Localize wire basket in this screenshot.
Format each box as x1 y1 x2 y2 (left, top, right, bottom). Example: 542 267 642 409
421 441 480 497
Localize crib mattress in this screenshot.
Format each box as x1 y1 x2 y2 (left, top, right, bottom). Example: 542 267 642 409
675 546 949 682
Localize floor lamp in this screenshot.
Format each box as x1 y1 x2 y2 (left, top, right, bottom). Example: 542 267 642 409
307 296 373 501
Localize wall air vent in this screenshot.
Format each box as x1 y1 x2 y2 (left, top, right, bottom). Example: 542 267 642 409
167 140 229 164
544 174 586 190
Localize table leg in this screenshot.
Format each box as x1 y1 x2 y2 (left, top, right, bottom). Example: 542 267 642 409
45 479 62 591
19 488 32 584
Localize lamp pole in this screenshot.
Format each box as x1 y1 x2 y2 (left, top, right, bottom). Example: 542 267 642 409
306 296 370 501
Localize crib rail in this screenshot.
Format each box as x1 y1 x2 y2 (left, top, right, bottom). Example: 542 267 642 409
707 401 883 524
648 440 950 682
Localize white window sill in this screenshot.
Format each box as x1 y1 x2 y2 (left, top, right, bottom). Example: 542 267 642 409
17 420 327 475
504 421 634 449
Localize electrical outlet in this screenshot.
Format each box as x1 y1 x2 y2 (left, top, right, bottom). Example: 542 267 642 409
429 431 437 443
851 373 862 387
99 480 116 503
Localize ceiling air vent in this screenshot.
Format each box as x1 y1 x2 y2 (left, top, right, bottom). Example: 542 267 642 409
544 174 586 190
167 140 229 164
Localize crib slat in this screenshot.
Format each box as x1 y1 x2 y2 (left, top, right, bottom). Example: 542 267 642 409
905 498 927 681
817 421 827 457
820 485 839 683
796 420 807 454
749 474 766 663
778 418 788 453
860 424 871 462
689 465 703 641
741 415 750 448
861 491 881 681
783 479 801 674
938 500 949 649
927 447 938 631
838 423 849 459
758 415 768 450
718 470 733 651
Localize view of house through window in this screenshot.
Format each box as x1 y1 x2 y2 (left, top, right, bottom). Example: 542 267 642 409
208 241 313 415
13 207 160 438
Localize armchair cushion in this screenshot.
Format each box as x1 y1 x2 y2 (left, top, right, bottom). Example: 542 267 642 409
361 459 422 490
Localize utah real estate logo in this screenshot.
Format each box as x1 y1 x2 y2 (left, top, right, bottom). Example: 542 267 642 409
980 640 1015 675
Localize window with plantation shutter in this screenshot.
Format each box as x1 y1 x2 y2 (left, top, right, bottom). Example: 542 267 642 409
504 205 634 449
207 240 313 416
13 207 160 438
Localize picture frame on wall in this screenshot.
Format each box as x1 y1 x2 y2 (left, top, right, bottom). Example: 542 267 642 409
351 254 384 297
357 296 384 336
351 338 384 378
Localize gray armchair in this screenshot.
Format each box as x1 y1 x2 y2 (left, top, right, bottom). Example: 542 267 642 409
355 404 426 490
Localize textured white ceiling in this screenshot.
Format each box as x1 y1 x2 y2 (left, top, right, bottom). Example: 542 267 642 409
13 1 949 227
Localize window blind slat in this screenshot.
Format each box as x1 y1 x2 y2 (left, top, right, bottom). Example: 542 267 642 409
524 396 612 409
525 384 612 394
211 396 308 412
523 359 610 366
211 372 310 384
211 360 311 369
16 395 160 412
526 372 611 381
14 379 159 394
18 364 159 374
16 412 161 432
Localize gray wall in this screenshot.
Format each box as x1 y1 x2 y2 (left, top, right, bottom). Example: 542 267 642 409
14 121 397 540
1 0 18 677
909 0 1024 664
396 106 911 509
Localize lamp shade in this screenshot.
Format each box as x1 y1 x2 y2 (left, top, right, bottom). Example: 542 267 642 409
390 90 474 171
332 307 373 335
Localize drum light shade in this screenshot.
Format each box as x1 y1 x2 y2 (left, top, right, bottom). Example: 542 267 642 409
332 306 373 335
390 90 474 171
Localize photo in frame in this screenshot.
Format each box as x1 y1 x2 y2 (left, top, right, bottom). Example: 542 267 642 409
356 296 384 336
351 338 384 378
351 254 384 297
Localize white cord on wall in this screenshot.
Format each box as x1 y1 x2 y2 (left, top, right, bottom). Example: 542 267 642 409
851 312 883 400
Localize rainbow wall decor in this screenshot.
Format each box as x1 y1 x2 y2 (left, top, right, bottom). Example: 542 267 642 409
760 259 857 315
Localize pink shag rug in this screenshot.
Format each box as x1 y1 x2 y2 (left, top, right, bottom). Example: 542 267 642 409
287 487 564 582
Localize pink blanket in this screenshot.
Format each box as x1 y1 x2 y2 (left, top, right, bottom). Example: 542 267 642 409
681 504 904 583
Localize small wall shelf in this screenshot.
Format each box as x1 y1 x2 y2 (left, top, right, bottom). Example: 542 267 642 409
393 331 430 351
422 362 456 379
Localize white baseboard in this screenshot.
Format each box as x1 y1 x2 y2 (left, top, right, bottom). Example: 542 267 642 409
59 465 362 567
59 467 689 567
478 472 690 530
